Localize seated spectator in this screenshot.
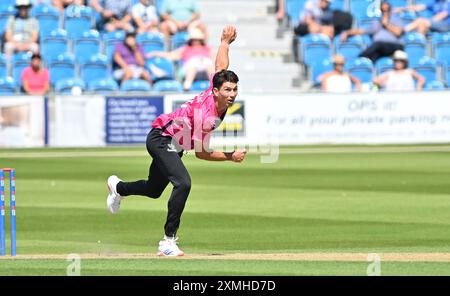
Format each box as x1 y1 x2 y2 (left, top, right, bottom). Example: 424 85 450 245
113 31 152 85
147 29 213 91
52 0 76 12
318 55 362 92
340 1 403 62
21 53 50 95
160 0 207 40
373 50 425 91
4 0 39 58
132 0 159 34
395 0 450 36
294 0 334 39
90 0 133 32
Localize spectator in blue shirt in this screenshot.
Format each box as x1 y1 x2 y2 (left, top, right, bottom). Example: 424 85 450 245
394 0 450 36
340 1 404 62
295 0 335 39
91 0 133 32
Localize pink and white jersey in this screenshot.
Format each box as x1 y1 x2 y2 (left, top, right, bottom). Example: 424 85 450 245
152 82 225 150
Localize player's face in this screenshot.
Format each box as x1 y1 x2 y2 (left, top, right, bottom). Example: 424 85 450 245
214 82 238 108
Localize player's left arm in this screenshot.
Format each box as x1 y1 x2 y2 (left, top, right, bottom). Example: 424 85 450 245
194 138 246 162
215 25 237 72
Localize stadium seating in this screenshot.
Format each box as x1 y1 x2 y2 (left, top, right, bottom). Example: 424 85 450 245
145 57 176 81
30 4 60 38
375 57 393 74
357 17 380 31
412 56 438 82
153 80 183 92
137 32 165 54
12 52 32 84
311 58 333 85
398 10 417 26
349 0 380 19
285 0 306 26
334 35 366 61
445 62 450 87
403 32 427 65
432 33 450 65
73 30 102 63
425 80 445 90
103 30 125 61
171 31 189 50
190 80 210 91
88 78 119 93
0 5 16 36
300 34 332 66
48 53 76 85
41 29 69 61
55 77 86 94
0 77 16 95
330 0 346 11
0 54 8 78
120 79 151 92
389 0 408 8
347 57 374 84
64 5 94 39
80 53 109 85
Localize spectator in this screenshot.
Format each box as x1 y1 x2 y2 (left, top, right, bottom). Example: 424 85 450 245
113 31 152 84
160 0 207 40
276 0 286 22
132 0 159 34
4 0 39 58
373 50 425 91
340 1 404 62
294 0 334 39
21 53 50 95
318 55 362 92
395 0 450 36
52 0 76 12
147 28 213 91
90 0 133 32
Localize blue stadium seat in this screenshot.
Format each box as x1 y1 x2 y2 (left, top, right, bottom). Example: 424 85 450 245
432 33 450 65
0 5 16 36
55 77 86 94
80 53 109 84
137 32 165 54
416 0 434 18
403 32 427 65
347 57 374 84
350 0 380 19
413 56 438 82
375 57 393 74
12 52 32 84
145 57 176 81
120 79 151 92
155 0 165 15
73 30 101 63
389 0 408 8
48 53 76 85
285 0 306 26
88 78 119 93
334 35 366 61
0 54 8 78
1 0 15 6
103 30 125 61
153 80 183 92
445 62 450 87
425 80 445 90
190 80 210 91
64 5 94 39
30 4 60 38
311 58 333 85
357 17 380 31
0 77 16 95
41 29 69 61
330 0 345 11
300 34 332 66
171 31 189 50
398 11 417 26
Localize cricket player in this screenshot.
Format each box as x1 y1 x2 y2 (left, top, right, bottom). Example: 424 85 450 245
106 25 246 256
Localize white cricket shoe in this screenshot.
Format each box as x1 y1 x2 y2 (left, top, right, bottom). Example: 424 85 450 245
158 237 185 257
106 175 123 214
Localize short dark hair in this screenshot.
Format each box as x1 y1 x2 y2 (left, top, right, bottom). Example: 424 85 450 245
31 53 41 60
212 70 239 89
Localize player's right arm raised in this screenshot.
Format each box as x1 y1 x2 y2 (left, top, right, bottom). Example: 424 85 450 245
215 25 237 72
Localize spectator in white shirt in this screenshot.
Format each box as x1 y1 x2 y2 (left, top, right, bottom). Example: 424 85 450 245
132 0 159 34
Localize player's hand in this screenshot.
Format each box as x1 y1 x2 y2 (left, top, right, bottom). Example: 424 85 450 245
221 25 237 45
231 149 246 163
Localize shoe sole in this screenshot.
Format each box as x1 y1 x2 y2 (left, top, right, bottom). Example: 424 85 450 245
157 251 185 257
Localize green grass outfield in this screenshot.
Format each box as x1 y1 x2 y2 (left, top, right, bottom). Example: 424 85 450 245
1 145 450 275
